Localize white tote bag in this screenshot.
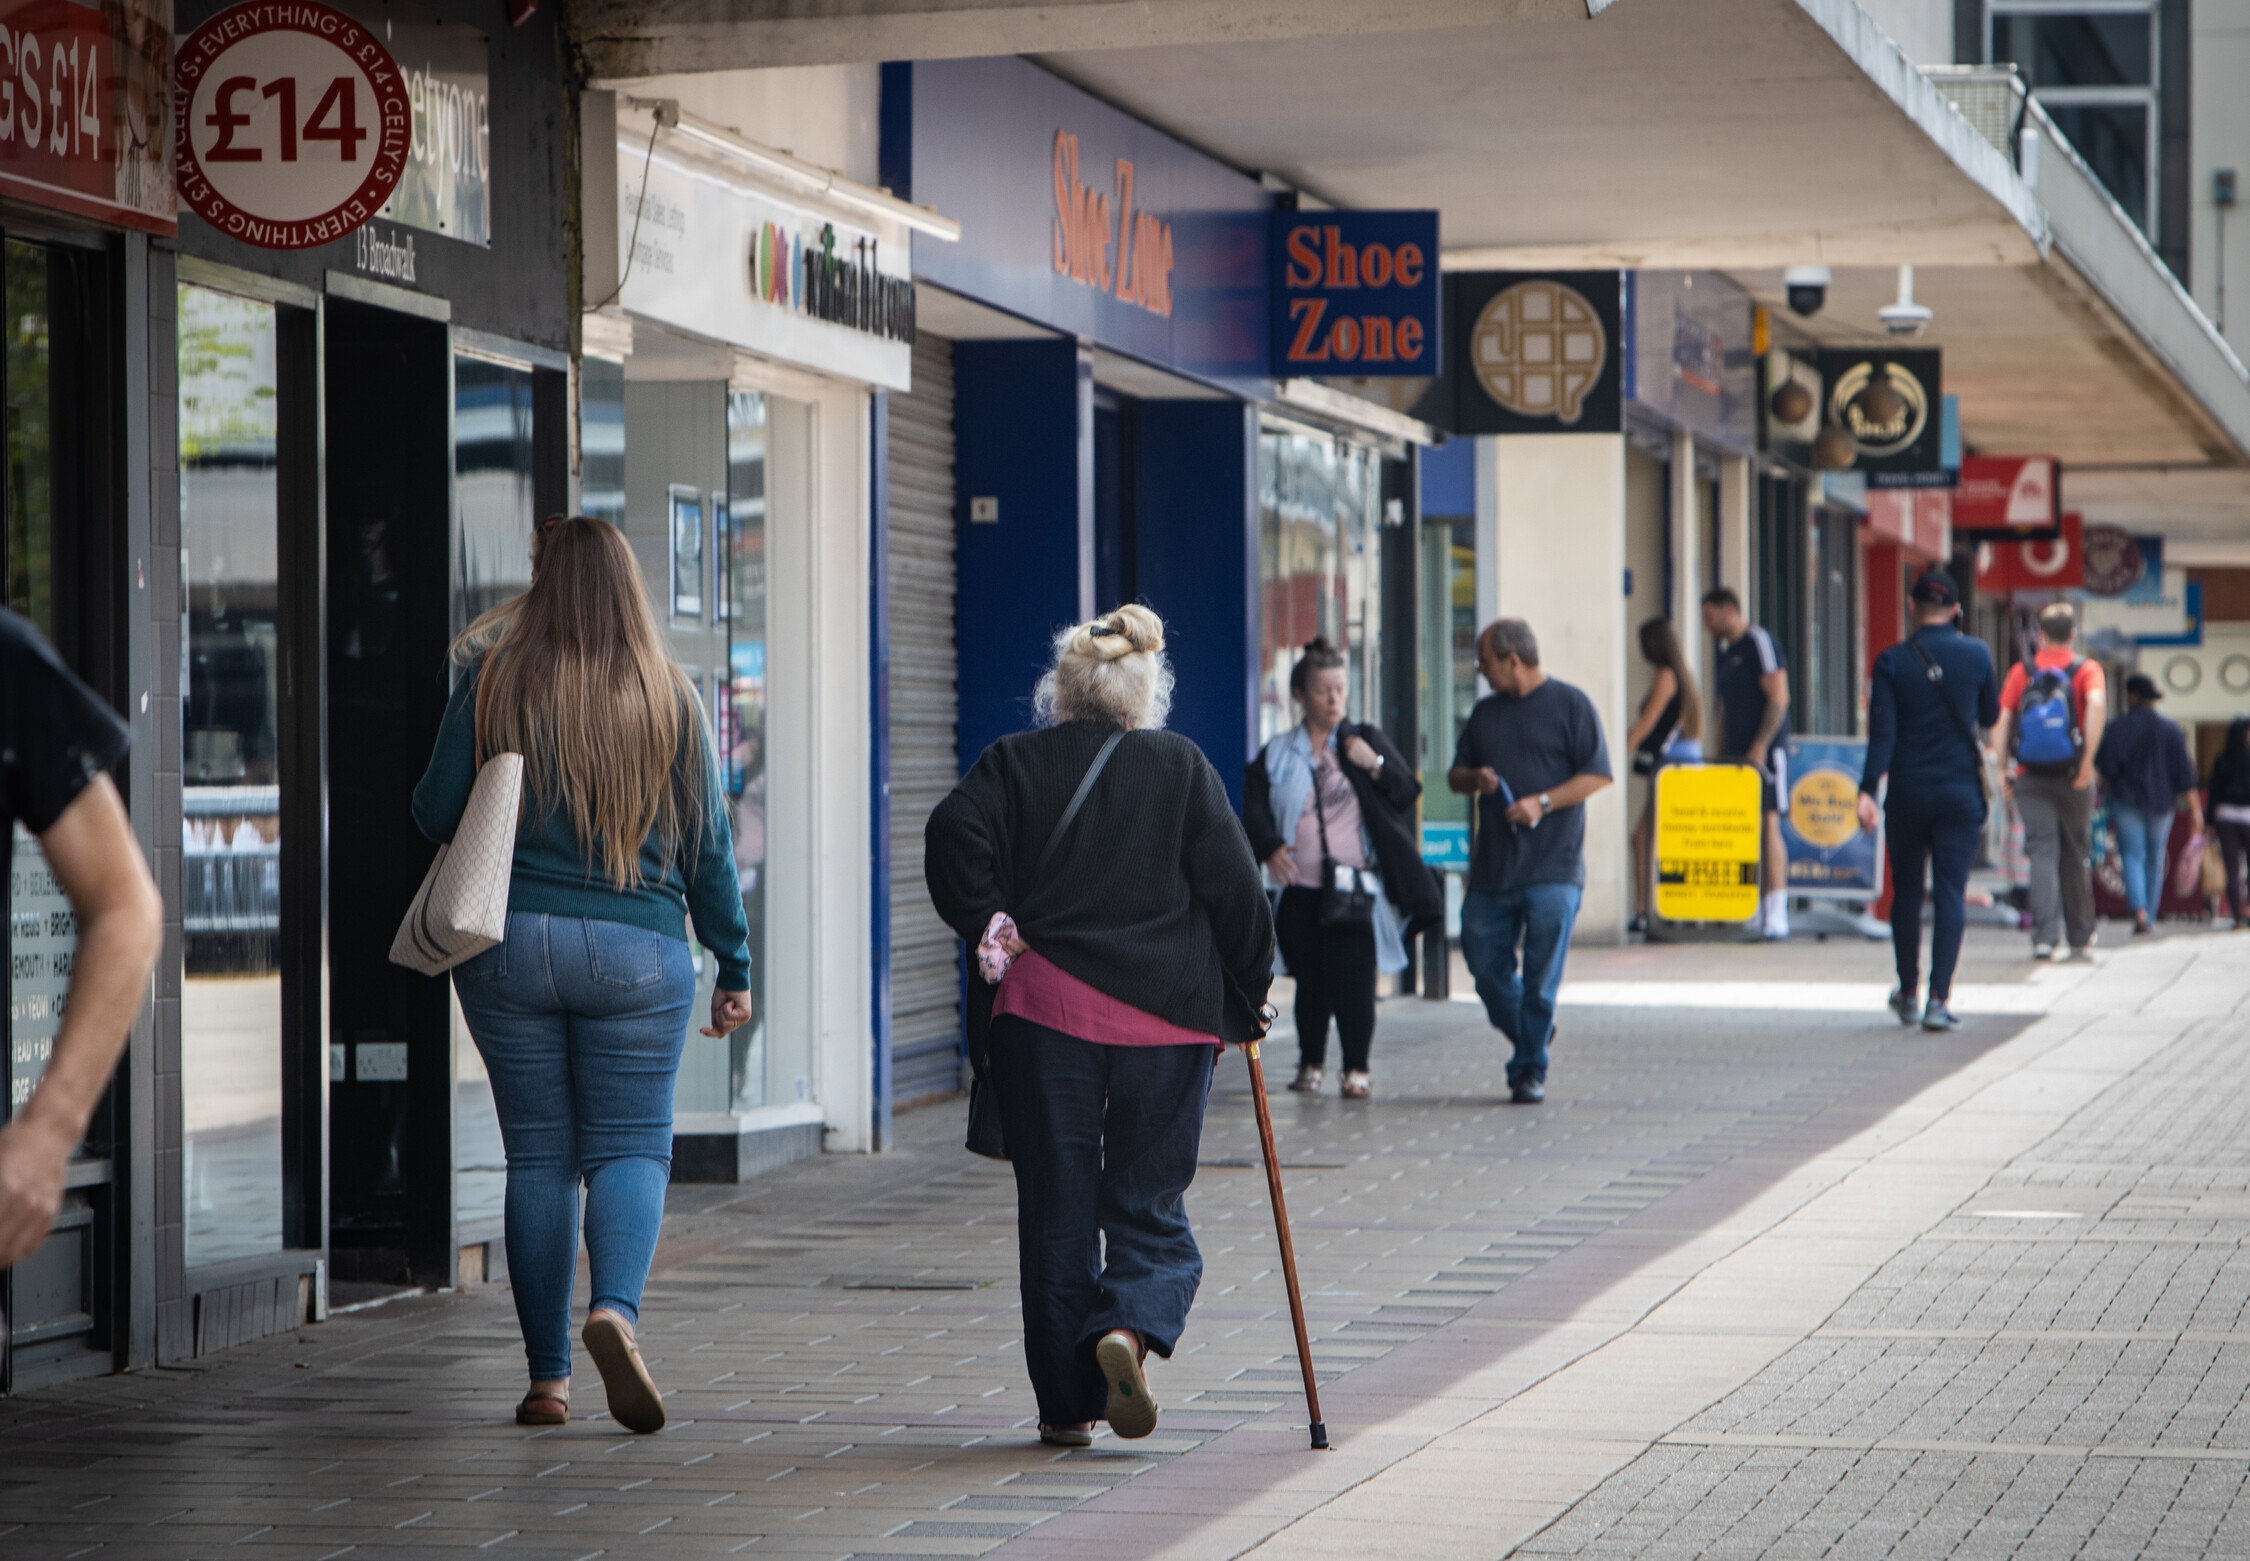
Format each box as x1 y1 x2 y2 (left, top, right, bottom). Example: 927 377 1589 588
389 753 525 975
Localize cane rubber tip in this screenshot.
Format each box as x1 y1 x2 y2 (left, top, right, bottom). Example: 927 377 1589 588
1309 1422 1330 1450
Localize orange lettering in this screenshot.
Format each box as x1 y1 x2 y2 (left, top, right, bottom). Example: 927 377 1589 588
1362 315 1394 361
1361 244 1391 288
1053 131 1073 275
1330 315 1361 362
1394 243 1423 288
1287 297 1330 362
1113 159 1137 303
1324 226 1356 289
1396 317 1424 361
1285 225 1320 290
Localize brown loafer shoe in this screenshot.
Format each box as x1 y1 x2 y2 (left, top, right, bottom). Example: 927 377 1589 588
583 1313 666 1433
515 1392 568 1427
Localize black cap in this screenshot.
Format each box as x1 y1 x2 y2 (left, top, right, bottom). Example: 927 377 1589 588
1910 568 1960 606
2126 672 2163 701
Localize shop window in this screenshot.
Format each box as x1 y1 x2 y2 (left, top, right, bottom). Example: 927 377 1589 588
178 285 284 1267
1988 2 2158 236
580 359 626 527
1256 428 1382 747
720 392 768 1112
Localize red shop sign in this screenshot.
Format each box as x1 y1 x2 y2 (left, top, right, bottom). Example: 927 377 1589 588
0 0 174 233
1955 454 2060 537
174 1 408 251
1975 511 2084 593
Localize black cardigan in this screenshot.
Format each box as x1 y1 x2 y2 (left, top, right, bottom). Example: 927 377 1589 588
925 721 1276 1041
1242 720 1444 928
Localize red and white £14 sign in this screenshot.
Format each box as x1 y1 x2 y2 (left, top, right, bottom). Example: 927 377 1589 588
175 1 409 250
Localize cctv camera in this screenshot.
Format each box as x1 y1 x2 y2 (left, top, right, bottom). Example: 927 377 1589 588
1783 265 1831 317
1877 265 1932 337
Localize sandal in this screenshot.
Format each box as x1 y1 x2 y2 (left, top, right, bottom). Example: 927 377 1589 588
583 1313 666 1433
1095 1329 1158 1440
1039 1423 1094 1447
515 1392 569 1427
1288 1066 1324 1094
1341 1070 1372 1100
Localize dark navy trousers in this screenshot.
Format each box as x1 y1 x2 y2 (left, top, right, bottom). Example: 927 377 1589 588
990 1015 1212 1427
1886 791 1982 1002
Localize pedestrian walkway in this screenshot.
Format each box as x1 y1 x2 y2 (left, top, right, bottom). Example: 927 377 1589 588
0 926 2242 1560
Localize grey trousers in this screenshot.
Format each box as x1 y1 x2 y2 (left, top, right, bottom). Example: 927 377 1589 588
2016 771 2095 950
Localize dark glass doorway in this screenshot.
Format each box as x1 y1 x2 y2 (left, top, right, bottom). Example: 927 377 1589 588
1093 393 1136 612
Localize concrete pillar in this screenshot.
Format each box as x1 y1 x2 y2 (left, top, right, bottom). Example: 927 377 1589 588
1669 428 1701 641
1718 453 1754 617
1489 433 1630 946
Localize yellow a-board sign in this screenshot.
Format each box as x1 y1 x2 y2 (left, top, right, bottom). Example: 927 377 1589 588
1652 762 1763 923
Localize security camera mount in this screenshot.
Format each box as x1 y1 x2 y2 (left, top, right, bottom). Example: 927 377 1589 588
1877 264 1933 337
1783 264 1831 317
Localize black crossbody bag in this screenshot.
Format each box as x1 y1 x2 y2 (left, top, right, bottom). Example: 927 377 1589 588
964 730 1126 1161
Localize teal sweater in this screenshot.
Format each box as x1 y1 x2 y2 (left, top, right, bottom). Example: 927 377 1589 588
411 659 753 990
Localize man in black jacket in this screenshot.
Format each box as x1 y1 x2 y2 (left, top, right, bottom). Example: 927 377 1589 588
1859 569 1998 1033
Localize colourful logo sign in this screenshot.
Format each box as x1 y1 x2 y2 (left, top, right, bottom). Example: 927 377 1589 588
1779 739 1880 898
175 0 410 250
1269 210 1438 377
0 0 173 232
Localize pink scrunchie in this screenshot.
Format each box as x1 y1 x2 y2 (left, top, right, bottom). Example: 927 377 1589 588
977 911 1028 985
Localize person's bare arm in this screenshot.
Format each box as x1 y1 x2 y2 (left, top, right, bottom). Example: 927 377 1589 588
1504 770 1613 827
0 774 163 1266
2075 686 2107 790
1991 707 2017 799
1448 765 1499 797
1746 670 1790 766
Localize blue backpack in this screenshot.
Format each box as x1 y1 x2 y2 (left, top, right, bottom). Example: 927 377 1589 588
2014 658 2084 774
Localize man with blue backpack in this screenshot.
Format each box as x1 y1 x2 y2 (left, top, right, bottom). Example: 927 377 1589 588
1993 602 2107 961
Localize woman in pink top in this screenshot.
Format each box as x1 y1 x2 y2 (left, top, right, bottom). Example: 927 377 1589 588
925 606 1275 1450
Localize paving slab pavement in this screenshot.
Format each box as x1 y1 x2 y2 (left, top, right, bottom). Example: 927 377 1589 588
2 924 2243 1560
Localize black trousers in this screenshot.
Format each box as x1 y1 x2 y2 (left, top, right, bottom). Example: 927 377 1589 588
1887 792 1981 1002
1274 885 1378 1072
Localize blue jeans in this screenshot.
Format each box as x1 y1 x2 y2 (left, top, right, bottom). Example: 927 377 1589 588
1886 794 1981 1001
1459 884 1583 1087
990 1015 1212 1427
454 913 696 1381
2112 806 2175 917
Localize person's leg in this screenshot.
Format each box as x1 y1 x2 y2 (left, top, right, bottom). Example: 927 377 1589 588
1274 889 1333 1072
453 915 579 1388
1084 1042 1214 1367
1925 804 1981 1001
990 1017 1108 1427
1632 798 1652 917
2015 776 2063 948
1512 884 1583 1087
2144 810 2175 920
2113 806 2153 919
2053 784 2095 947
1457 888 1526 1047
1885 805 1931 998
1328 917 1378 1075
2222 821 2250 922
553 919 697 1334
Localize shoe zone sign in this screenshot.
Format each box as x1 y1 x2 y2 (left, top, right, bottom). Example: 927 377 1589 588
1269 210 1440 378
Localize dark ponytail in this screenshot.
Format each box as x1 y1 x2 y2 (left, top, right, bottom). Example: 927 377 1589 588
1288 637 1347 698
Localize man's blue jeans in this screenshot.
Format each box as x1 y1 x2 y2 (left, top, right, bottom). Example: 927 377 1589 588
2112 806 2175 918
1459 884 1583 1088
454 913 696 1381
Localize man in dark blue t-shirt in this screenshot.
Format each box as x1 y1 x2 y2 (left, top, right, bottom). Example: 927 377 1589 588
1447 618 1612 1105
1701 587 1793 940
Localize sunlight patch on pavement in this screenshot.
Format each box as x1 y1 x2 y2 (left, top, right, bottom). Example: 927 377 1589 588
1451 963 2090 1016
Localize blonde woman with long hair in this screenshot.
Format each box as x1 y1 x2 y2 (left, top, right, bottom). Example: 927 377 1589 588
413 515 751 1434
925 606 1275 1447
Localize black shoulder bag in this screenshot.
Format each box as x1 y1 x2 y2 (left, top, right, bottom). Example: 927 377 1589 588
1904 637 1993 805
963 730 1127 1160
1311 746 1377 931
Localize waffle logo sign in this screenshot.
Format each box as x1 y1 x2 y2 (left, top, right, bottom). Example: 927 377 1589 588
1425 272 1622 435
1052 129 1172 317
1269 210 1438 377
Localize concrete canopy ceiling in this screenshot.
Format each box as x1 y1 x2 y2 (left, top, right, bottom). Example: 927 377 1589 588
1035 0 2040 270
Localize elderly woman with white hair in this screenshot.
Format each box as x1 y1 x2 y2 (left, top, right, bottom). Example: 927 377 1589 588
925 604 1275 1448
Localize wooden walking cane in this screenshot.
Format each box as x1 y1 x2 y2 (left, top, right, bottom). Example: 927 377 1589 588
1240 1035 1332 1450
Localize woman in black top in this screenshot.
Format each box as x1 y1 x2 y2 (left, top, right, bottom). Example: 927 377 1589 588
1625 617 1704 932
925 605 1274 1448
2210 716 2250 928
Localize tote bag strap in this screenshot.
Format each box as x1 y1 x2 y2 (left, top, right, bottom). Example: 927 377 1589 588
1037 730 1126 878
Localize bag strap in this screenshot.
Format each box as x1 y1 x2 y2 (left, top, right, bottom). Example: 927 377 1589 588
1037 730 1126 877
1907 637 1984 772
1310 734 1337 865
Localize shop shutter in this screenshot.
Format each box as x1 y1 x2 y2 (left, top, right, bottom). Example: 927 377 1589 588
886 334 965 1107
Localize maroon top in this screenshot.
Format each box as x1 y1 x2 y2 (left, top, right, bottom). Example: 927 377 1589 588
993 950 1222 1048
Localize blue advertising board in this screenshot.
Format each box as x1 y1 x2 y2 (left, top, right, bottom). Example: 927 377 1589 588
1270 210 1440 378
881 58 1273 393
1780 737 1882 898
1422 819 1470 871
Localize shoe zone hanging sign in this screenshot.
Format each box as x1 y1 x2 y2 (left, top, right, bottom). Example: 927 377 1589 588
1269 210 1440 378
174 1 410 250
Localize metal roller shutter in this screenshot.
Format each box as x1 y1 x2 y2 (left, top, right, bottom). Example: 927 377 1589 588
887 334 965 1106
